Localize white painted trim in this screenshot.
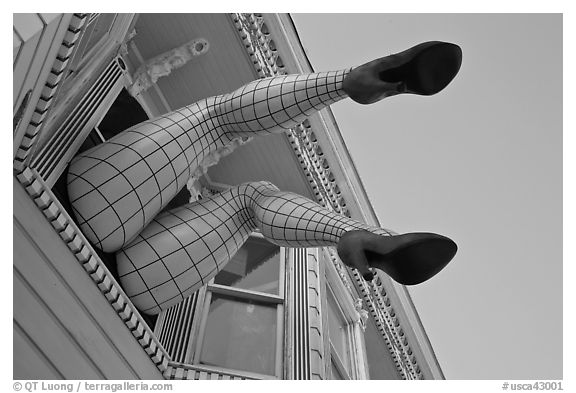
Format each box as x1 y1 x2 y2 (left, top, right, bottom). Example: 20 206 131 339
323 257 365 380
324 256 360 323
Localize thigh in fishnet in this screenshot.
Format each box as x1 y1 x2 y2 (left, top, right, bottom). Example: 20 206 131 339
67 101 225 252
116 185 257 314
68 70 350 253
116 181 391 314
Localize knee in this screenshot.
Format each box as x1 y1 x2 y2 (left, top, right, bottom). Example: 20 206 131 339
236 181 280 213
242 180 280 194
238 180 280 199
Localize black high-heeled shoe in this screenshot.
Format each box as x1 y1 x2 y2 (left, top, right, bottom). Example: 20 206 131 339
343 41 463 104
336 230 457 285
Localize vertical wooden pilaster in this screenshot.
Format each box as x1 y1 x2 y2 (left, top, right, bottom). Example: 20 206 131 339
286 247 325 380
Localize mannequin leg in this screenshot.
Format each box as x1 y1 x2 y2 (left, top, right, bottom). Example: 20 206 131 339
68 41 463 253
213 69 350 138
117 181 392 314
68 70 351 253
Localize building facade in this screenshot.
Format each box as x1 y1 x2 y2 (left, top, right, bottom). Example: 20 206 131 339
13 13 444 380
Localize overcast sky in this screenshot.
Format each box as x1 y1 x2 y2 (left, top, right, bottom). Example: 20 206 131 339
292 13 563 379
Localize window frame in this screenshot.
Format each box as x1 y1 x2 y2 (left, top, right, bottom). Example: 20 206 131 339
321 249 369 380
187 232 287 379
64 14 136 83
325 282 354 379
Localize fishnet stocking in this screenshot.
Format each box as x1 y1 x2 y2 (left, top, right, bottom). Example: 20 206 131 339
117 181 392 314
68 70 350 252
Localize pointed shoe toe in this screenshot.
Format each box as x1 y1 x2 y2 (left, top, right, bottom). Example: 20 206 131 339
343 41 463 104
337 230 457 285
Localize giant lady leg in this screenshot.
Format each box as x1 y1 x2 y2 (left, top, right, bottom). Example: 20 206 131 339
68 70 351 252
116 181 398 315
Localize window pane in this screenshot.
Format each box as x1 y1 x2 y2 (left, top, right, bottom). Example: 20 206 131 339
200 293 277 375
364 318 402 380
214 237 280 295
72 14 116 69
84 14 116 53
327 290 351 373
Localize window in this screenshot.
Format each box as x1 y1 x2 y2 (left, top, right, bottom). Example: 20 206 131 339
189 234 286 378
326 284 353 379
65 14 119 81
363 317 403 380
322 249 368 380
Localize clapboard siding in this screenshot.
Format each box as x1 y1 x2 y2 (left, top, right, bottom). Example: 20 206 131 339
13 268 104 379
13 321 63 380
13 177 163 379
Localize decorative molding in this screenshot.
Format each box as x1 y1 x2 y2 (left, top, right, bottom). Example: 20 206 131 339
127 37 209 97
352 270 423 379
354 298 369 331
326 248 357 296
13 13 88 171
164 362 254 380
305 251 325 380
13 163 172 375
117 28 137 57
125 40 172 114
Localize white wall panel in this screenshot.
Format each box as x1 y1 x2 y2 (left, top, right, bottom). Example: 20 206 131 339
13 322 62 380
13 177 163 379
